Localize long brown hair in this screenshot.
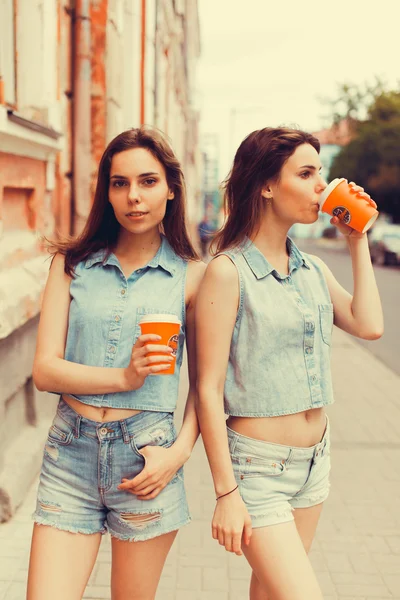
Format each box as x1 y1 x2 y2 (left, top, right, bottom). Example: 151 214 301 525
51 126 199 275
212 127 320 253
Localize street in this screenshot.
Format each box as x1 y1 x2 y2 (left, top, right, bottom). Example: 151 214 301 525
297 239 400 375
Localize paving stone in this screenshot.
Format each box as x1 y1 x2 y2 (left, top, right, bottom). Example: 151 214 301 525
2 584 26 600
177 565 202 590
82 586 110 599
203 567 229 591
324 552 354 573
348 553 380 574
331 573 384 586
371 552 400 574
382 575 400 596
335 584 392 597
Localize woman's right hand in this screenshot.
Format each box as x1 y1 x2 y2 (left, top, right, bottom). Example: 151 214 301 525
212 489 253 556
123 334 174 390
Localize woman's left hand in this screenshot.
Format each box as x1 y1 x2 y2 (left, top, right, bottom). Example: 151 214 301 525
330 182 377 239
117 445 182 500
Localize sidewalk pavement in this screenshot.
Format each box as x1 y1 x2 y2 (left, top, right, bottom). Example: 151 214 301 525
1 328 399 600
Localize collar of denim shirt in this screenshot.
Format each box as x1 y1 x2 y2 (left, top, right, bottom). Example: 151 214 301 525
84 235 177 276
240 236 310 280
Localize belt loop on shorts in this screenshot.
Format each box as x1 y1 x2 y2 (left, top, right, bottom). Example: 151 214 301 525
74 415 81 439
120 420 130 444
285 448 293 467
228 430 238 454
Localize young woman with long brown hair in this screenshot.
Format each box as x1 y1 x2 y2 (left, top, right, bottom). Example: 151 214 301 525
27 127 205 600
196 127 383 600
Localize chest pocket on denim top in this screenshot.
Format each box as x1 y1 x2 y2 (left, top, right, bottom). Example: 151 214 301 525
318 303 334 346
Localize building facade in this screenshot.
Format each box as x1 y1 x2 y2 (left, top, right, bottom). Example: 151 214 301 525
200 133 221 228
0 0 201 521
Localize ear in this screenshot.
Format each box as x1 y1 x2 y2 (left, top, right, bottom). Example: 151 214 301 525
261 185 273 200
167 189 174 200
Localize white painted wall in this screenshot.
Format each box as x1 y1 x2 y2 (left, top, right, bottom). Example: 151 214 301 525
106 0 125 142
0 0 17 105
122 0 141 129
16 0 59 129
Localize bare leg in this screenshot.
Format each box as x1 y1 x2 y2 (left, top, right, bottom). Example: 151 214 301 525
27 524 102 600
111 530 177 600
246 503 324 600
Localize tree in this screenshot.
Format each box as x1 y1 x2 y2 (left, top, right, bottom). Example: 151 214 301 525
325 82 400 223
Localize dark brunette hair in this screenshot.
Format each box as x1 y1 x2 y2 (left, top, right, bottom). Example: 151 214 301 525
51 126 198 275
212 127 320 253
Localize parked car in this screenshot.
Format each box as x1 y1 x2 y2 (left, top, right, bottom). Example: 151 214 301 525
369 224 400 265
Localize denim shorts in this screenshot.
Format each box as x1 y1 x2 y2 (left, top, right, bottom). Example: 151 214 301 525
32 398 190 541
228 418 331 528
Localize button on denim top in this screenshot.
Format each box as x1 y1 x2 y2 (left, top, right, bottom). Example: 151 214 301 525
220 238 334 417
63 236 187 410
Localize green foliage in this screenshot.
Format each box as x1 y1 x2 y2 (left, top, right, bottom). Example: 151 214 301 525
327 82 400 223
319 77 386 126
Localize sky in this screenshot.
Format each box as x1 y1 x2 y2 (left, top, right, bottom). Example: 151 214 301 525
197 0 400 176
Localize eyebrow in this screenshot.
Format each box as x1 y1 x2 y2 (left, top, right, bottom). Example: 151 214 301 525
110 172 159 179
298 165 322 170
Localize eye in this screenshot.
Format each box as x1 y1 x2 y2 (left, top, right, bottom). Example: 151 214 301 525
112 180 127 188
142 178 157 186
300 171 311 179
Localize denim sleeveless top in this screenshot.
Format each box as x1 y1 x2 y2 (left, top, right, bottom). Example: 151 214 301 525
219 237 334 417
63 236 187 411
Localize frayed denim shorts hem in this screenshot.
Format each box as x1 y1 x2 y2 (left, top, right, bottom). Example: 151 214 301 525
32 514 108 536
32 398 191 542
227 418 331 529
32 513 191 542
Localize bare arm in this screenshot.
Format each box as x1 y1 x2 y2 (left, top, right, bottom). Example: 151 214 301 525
312 233 383 341
33 254 173 395
314 183 383 340
314 238 383 340
196 255 252 555
170 260 207 462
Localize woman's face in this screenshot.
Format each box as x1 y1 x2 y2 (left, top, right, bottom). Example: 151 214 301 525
108 147 174 235
264 143 327 225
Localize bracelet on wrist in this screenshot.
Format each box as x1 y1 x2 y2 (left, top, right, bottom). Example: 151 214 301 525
216 485 238 501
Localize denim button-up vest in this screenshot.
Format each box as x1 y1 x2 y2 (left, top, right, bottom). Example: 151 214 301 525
63 236 187 411
220 237 334 417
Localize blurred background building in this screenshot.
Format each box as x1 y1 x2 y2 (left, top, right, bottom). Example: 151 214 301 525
0 0 201 521
201 134 220 224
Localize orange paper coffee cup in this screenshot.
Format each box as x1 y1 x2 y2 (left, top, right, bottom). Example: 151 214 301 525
139 314 181 375
319 178 379 233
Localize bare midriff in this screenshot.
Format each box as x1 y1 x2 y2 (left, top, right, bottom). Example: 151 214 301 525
62 395 142 423
226 407 326 448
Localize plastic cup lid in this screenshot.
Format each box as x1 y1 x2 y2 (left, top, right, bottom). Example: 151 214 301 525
319 178 346 209
139 314 181 325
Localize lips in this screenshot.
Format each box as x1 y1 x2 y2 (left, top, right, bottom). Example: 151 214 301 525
126 212 148 217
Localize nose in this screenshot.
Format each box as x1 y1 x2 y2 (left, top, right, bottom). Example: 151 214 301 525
317 176 328 193
128 183 140 204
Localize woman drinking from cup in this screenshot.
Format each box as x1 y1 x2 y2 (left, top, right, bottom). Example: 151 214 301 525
195 127 383 600
27 127 205 600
